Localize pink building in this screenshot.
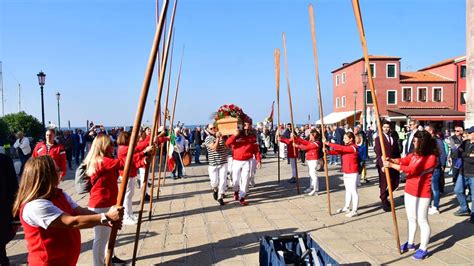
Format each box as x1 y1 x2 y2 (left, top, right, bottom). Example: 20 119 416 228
324 55 465 129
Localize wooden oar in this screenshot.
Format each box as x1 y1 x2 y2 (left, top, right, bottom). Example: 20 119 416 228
274 48 281 183
131 1 178 264
351 0 401 254
281 32 300 195
104 1 170 265
308 4 331 215
166 46 185 180
148 29 175 221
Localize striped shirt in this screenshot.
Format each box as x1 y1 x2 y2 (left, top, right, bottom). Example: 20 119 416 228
205 135 228 166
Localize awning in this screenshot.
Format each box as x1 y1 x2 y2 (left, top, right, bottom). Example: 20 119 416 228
316 110 361 125
387 108 465 121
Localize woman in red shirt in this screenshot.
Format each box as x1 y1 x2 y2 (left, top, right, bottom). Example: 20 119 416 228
384 130 438 260
84 134 132 265
325 132 359 217
278 132 299 184
295 129 321 196
12 156 123 266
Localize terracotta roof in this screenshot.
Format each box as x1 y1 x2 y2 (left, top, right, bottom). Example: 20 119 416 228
388 108 464 117
418 55 465 71
399 71 454 83
331 55 401 73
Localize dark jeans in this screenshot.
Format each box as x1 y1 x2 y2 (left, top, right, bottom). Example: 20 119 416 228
74 144 85 165
452 167 461 185
18 152 31 177
454 175 474 215
299 150 306 163
194 144 201 163
431 167 442 208
172 151 184 177
66 149 73 168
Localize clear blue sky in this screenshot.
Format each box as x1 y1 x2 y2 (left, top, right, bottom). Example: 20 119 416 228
0 0 466 127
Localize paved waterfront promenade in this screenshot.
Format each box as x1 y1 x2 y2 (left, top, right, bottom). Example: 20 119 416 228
6 152 474 265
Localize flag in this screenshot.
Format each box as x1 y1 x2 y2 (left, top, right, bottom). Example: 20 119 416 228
167 130 176 171
267 101 275 122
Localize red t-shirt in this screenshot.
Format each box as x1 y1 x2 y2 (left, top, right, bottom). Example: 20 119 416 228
399 153 437 198
279 137 299 158
32 142 67 178
327 143 358 174
226 134 261 161
295 137 320 161
88 157 124 208
20 189 81 266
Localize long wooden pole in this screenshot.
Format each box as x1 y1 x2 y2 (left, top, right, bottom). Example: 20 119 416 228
166 46 185 173
131 1 177 265
154 30 175 202
147 0 164 222
308 4 331 215
281 32 300 195
274 48 281 183
351 0 401 254
104 1 170 265
148 29 175 221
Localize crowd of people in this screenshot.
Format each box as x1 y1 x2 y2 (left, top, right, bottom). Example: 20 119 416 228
1 117 474 264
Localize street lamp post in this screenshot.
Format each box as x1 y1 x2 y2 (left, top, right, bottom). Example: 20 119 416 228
362 71 368 131
56 92 61 130
353 90 358 128
37 71 46 129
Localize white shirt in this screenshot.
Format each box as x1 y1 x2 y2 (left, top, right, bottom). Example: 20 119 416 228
22 192 78 229
13 137 31 155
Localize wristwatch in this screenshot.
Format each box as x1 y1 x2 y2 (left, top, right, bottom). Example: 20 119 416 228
100 213 109 225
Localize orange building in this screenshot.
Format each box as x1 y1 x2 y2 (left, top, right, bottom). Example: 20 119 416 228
324 55 466 129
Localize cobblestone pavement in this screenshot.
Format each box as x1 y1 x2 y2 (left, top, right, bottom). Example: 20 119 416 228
7 152 474 265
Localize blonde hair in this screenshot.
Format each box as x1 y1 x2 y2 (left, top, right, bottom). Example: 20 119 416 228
355 134 363 145
12 156 59 216
83 134 113 176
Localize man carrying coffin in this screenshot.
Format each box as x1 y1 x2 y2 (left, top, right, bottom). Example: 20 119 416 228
225 117 261 206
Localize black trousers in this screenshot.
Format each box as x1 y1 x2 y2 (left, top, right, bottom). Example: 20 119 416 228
377 165 400 203
172 151 184 177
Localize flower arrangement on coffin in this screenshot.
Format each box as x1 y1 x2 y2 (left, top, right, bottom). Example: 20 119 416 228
212 104 251 135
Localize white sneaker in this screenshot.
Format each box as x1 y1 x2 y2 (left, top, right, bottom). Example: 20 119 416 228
345 210 358 217
336 207 350 214
308 190 318 196
428 206 440 215
304 187 313 193
123 217 138 225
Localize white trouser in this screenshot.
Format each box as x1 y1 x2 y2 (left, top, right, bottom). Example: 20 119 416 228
208 163 228 197
404 193 431 251
227 156 233 173
279 142 286 158
249 157 257 183
307 160 319 191
122 175 137 219
343 173 359 211
139 168 146 185
289 158 297 177
88 206 112 266
232 159 251 198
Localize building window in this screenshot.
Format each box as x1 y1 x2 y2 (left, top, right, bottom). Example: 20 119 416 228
460 92 466 105
387 90 397 105
366 90 373 104
336 75 340 86
341 96 346 107
432 87 443 102
369 63 376 78
387 63 397 78
461 65 466 79
402 87 412 102
336 97 340 108
342 72 346 84
417 87 427 102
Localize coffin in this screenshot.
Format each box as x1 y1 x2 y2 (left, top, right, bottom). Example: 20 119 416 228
216 117 239 136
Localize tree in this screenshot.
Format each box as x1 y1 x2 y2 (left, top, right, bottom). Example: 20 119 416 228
0 118 9 145
2 112 44 143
